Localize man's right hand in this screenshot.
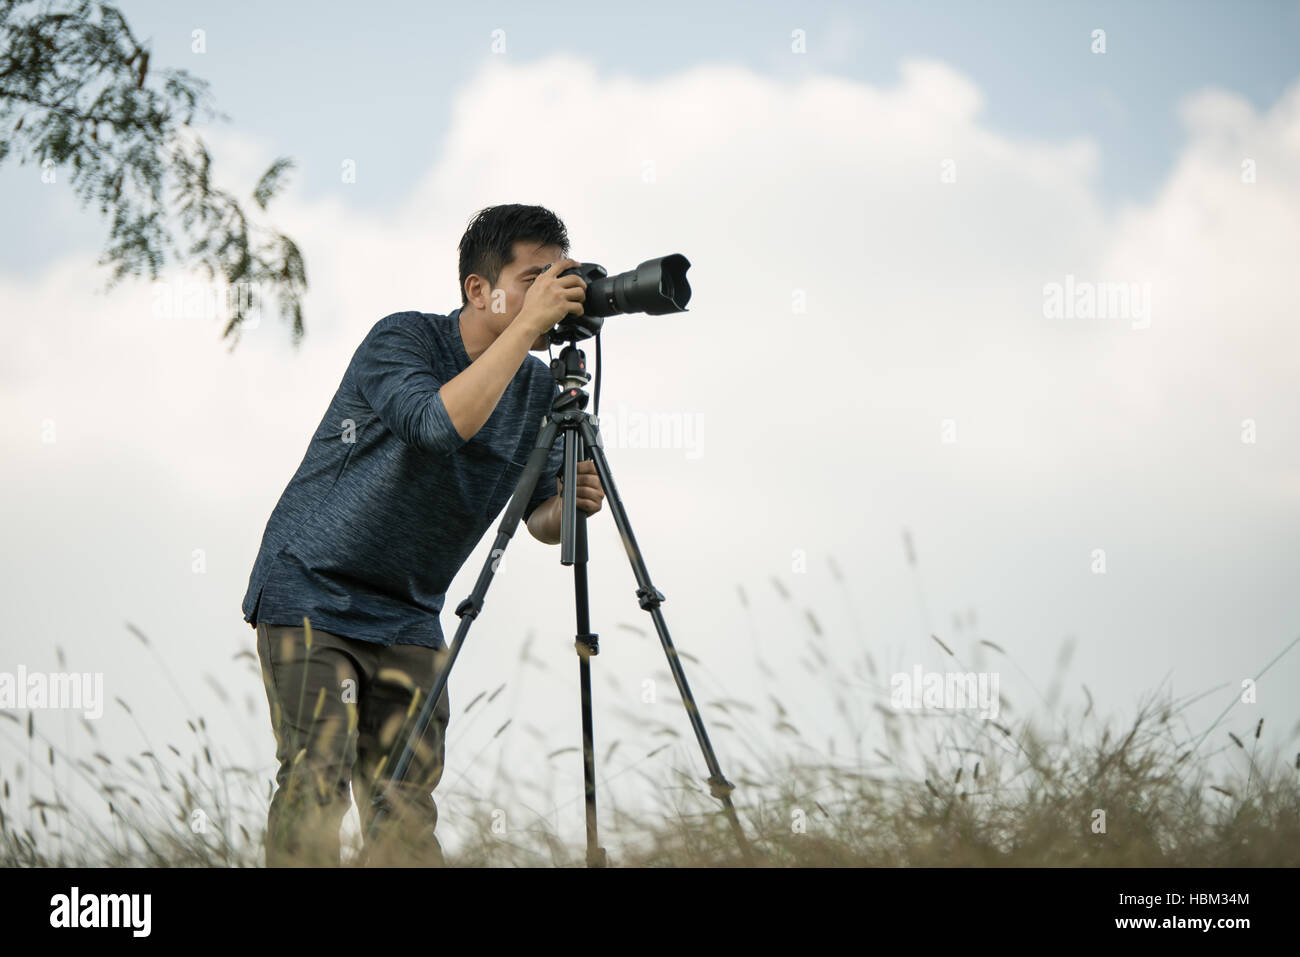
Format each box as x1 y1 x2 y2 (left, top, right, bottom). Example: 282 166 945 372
516 257 587 340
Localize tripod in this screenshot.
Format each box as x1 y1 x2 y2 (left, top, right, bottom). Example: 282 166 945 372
364 328 753 867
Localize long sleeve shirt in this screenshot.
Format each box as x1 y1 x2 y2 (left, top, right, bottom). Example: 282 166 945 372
240 307 564 647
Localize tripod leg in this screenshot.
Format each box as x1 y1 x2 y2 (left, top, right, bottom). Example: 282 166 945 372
566 429 607 867
577 623 605 868
576 415 755 864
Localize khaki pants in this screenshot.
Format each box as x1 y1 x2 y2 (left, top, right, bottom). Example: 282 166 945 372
255 620 451 867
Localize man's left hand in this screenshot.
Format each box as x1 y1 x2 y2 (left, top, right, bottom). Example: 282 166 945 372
558 459 605 515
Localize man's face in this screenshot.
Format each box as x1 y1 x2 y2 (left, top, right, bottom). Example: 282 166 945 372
477 240 565 350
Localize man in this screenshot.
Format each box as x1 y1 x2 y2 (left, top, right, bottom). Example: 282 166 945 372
241 204 606 867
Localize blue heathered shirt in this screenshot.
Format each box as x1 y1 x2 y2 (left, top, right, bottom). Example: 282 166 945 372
241 307 565 648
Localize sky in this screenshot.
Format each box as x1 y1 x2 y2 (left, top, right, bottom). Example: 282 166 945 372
2 0 1298 861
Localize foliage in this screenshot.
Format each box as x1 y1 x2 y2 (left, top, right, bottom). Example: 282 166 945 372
0 0 306 346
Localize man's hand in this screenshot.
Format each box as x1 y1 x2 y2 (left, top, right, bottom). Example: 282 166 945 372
516 257 587 341
526 460 605 544
559 459 604 515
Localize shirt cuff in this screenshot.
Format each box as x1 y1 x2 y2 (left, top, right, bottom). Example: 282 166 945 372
425 390 470 455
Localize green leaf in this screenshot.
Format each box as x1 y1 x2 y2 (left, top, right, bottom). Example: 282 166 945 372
252 156 293 210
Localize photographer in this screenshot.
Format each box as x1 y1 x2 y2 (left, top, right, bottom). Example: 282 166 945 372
241 204 606 867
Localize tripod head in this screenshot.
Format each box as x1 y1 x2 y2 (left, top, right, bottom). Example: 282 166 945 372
549 342 591 414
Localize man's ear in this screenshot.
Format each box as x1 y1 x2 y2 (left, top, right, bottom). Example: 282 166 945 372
463 275 483 311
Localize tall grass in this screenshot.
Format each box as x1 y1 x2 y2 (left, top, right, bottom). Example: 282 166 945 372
2 569 1297 867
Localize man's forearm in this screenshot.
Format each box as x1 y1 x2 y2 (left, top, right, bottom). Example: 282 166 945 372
529 494 563 545
439 320 535 441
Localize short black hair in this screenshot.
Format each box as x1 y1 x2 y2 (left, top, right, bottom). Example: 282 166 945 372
457 204 570 308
